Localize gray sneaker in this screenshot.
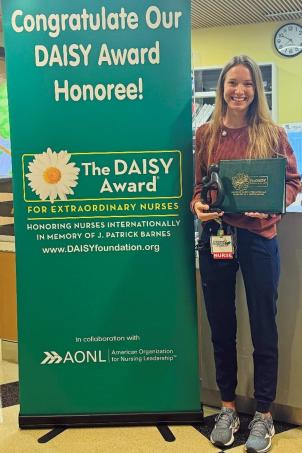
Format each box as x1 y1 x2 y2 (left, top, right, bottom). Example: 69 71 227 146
245 412 275 453
210 407 240 447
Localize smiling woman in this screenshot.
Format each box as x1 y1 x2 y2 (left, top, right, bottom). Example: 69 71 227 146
223 65 255 114
191 55 301 453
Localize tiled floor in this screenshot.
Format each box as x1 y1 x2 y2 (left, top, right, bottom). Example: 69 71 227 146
1 359 301 453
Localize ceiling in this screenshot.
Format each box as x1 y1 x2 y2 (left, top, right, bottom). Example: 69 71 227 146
192 0 302 28
0 1 302 34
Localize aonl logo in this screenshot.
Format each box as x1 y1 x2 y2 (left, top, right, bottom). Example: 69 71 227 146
41 350 107 365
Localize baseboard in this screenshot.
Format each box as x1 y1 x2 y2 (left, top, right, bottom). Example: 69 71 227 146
1 340 18 363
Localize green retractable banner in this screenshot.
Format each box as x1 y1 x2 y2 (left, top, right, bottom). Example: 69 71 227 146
2 0 202 427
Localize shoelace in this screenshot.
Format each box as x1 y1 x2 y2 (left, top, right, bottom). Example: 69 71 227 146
248 416 271 437
215 410 234 429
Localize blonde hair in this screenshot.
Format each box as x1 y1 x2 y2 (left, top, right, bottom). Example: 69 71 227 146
204 55 280 166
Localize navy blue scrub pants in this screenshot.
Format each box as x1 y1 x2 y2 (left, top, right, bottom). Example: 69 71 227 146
198 221 280 413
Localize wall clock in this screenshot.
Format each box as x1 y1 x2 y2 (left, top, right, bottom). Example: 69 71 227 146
274 23 302 57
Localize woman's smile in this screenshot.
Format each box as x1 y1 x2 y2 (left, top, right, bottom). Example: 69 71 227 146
223 64 255 114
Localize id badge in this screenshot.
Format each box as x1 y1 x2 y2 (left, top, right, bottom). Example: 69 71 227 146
210 235 234 260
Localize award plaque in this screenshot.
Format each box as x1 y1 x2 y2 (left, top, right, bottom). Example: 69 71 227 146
218 158 286 214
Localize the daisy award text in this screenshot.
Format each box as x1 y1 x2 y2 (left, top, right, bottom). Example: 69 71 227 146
10 5 184 102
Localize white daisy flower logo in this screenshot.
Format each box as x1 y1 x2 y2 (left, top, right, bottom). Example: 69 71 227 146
26 148 80 203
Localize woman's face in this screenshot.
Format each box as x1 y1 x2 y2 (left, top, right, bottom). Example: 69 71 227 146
223 64 255 115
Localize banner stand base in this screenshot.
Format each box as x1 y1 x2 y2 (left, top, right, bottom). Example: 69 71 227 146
38 427 67 443
156 425 175 442
36 425 176 444
19 408 204 429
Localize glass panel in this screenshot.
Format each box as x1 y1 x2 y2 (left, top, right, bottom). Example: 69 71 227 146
0 53 12 178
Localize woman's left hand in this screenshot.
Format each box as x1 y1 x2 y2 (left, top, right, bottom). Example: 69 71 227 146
244 212 276 219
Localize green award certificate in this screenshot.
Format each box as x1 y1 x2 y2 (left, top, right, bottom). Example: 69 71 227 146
219 158 286 214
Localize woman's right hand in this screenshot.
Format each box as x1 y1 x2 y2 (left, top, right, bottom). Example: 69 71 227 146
194 201 224 222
